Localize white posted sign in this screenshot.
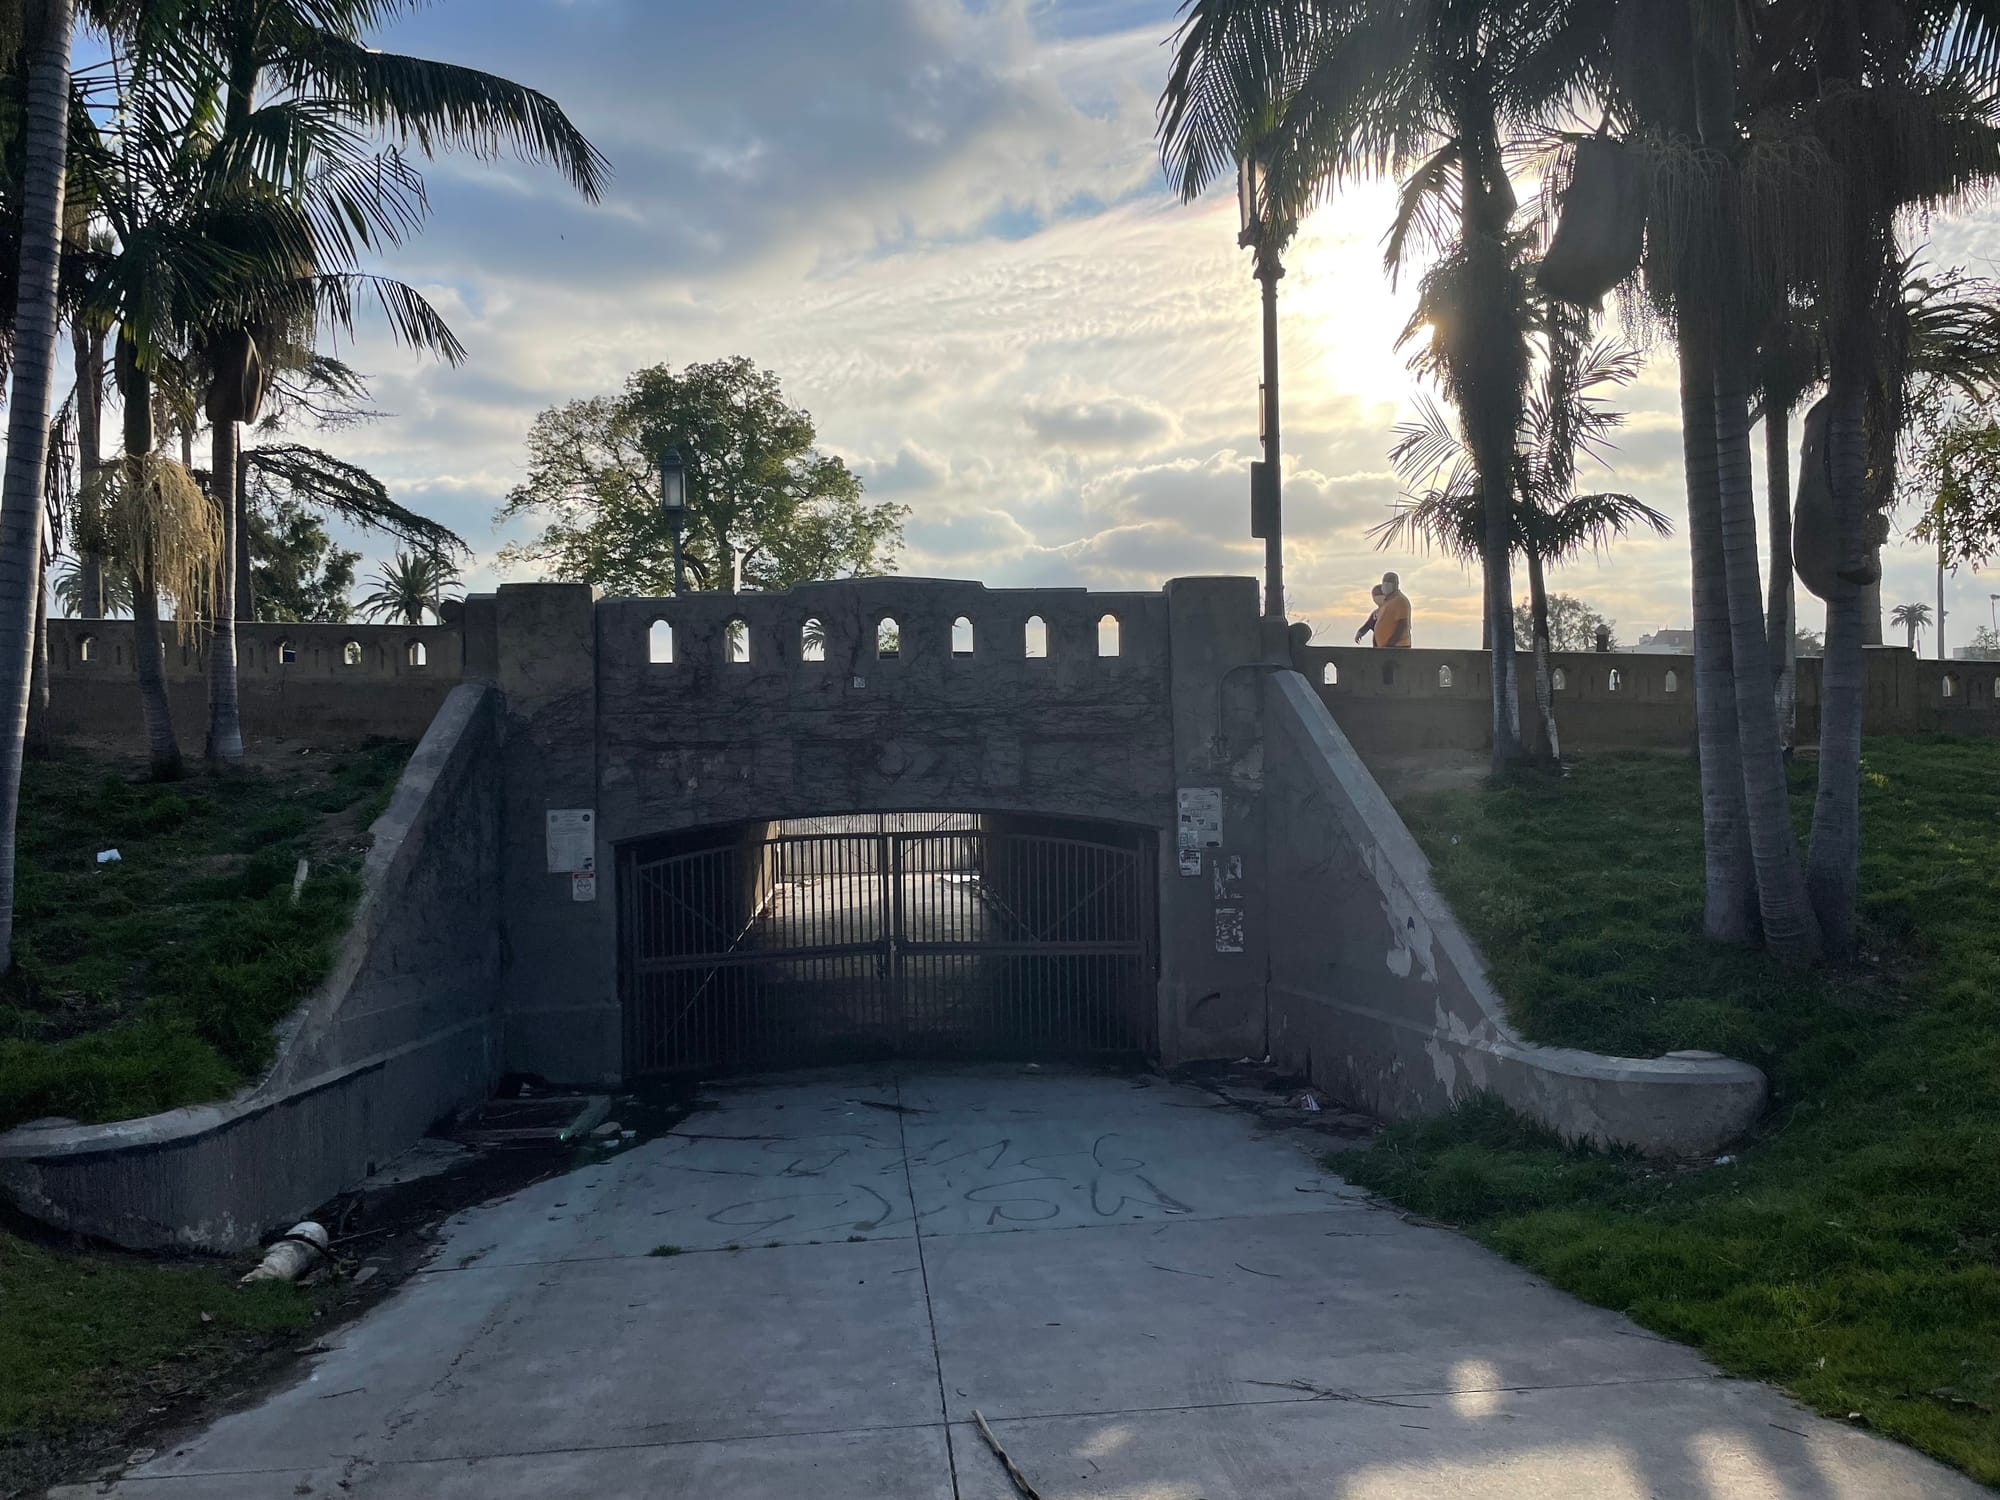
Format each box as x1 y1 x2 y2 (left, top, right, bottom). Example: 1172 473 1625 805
1176 787 1223 851
546 809 596 874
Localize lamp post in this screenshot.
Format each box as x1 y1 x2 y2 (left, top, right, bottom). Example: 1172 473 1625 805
660 445 689 595
1238 148 1289 621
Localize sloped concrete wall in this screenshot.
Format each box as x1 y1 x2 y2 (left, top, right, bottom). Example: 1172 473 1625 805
1260 670 1765 1156
0 684 504 1251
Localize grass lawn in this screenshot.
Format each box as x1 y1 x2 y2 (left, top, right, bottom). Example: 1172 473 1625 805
0 742 410 1489
1348 738 2000 1483
0 1228 314 1492
0 742 410 1131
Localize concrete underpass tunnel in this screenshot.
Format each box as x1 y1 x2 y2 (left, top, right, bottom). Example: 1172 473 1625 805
619 811 1159 1073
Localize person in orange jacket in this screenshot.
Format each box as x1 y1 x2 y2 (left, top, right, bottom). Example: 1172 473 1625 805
1373 572 1412 647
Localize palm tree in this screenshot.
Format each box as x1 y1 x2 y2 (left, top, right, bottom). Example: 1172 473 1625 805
54 556 134 615
1764 2 2000 956
186 0 605 765
1377 338 1669 763
1160 0 1611 771
357 548 459 625
1889 601 1932 653
0 0 78 970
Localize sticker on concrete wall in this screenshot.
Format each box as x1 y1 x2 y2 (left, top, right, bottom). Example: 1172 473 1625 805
1212 854 1243 902
546 809 596 874
1178 848 1202 877
1176 787 1223 850
571 871 597 902
1213 905 1245 953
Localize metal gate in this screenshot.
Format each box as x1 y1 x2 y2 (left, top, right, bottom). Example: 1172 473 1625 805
621 825 1156 1071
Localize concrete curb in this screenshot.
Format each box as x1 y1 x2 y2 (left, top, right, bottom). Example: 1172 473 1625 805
1264 670 1766 1157
0 683 505 1250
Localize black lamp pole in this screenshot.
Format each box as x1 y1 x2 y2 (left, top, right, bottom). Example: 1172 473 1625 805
1239 152 1287 621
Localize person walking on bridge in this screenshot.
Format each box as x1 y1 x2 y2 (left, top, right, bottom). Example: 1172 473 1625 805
1373 572 1412 647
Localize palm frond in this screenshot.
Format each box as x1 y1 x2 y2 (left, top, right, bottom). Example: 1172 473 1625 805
246 443 467 556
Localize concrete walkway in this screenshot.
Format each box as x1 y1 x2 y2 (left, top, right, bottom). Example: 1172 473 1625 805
66 1066 1983 1499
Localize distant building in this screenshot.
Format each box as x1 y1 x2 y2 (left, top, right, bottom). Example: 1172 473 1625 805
1633 629 1694 654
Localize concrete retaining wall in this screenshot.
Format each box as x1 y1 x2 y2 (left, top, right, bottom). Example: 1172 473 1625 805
0 683 504 1251
1260 670 1766 1156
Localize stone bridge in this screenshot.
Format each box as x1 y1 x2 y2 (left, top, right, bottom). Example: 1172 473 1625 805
14 575 1788 1249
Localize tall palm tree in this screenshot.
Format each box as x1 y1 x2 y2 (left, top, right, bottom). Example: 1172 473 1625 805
1765 0 2000 956
0 0 78 971
357 547 458 625
1888 600 1931 653
186 0 605 765
1160 0 1612 771
1376 340 1669 763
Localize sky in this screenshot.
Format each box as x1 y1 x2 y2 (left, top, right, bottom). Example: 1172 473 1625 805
259 0 2000 651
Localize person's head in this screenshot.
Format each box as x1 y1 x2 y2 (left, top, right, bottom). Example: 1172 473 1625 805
1370 584 1385 603
1381 571 1401 594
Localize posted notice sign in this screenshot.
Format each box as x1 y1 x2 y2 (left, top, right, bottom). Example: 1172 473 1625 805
546 809 596 874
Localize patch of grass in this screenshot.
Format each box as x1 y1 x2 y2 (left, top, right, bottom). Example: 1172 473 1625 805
0 742 411 1129
648 1244 683 1257
0 1229 313 1456
1348 739 2000 1483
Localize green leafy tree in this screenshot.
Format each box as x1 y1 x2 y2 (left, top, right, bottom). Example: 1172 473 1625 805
1512 595 1617 654
357 548 458 625
1963 624 2000 660
248 499 357 622
499 357 907 596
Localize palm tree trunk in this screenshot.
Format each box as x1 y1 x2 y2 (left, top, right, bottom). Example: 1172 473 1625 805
1526 545 1559 764
1715 357 1819 959
0 0 76 973
74 320 107 617
1765 404 1796 751
235 452 254 620
131 556 181 780
1807 374 1871 955
27 554 50 759
1680 332 1758 944
206 419 244 762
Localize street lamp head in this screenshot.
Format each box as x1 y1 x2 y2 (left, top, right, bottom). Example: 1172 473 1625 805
660 446 689 516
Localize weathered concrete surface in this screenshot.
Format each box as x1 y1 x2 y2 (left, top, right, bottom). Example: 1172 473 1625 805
59 1067 1981 1499
1263 671 1767 1155
0 684 504 1251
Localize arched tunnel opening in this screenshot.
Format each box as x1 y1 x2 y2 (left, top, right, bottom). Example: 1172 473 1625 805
619 812 1159 1073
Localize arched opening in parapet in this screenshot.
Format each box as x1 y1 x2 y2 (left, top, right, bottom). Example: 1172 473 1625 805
277 638 298 665
876 617 901 659
952 616 975 657
407 640 428 668
1097 614 1120 657
78 634 98 663
1322 662 1338 686
801 618 826 662
342 640 364 667
649 619 674 664
619 810 1158 1073
1608 668 1623 692
1552 667 1567 691
1024 615 1048 659
1942 673 1959 700
1437 664 1453 689
1664 669 1678 694
726 618 751 664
